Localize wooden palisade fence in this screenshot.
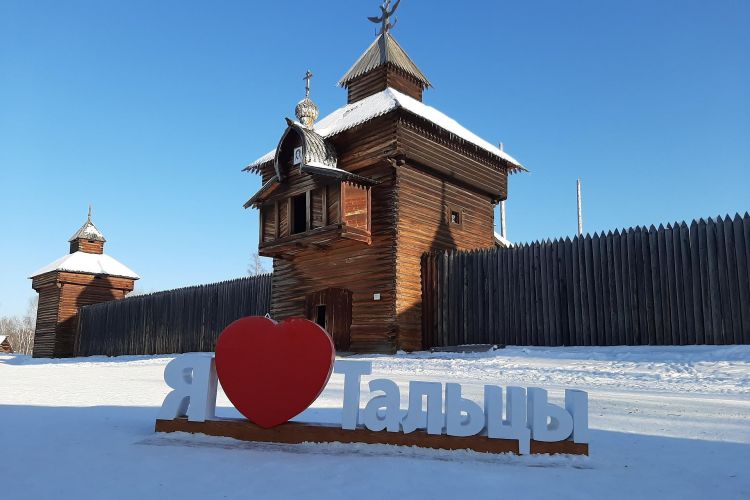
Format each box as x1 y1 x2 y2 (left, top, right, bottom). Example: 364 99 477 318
76 275 272 356
422 214 750 347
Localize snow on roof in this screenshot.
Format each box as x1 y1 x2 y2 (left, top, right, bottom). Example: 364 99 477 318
29 251 140 280
0 335 7 344
249 150 275 168
244 87 525 172
69 220 106 242
494 231 513 248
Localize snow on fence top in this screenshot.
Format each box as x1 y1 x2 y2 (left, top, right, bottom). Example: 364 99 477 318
244 87 524 172
29 251 140 279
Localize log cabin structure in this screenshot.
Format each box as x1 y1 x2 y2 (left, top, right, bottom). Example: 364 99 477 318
0 335 13 354
243 4 525 353
29 209 139 358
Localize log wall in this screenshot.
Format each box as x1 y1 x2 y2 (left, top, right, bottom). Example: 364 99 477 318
31 271 135 358
395 164 496 350
269 161 398 353
267 118 399 352
30 282 60 357
70 240 104 254
346 65 424 103
253 111 512 352
422 214 750 347
57 273 133 357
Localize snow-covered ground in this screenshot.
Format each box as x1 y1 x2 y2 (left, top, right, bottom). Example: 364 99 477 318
1 346 748 499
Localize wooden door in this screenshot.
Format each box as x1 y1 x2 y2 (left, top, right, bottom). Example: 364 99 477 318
305 288 352 351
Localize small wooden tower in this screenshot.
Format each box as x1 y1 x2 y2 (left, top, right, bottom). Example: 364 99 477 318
0 335 13 354
243 4 525 352
29 209 139 358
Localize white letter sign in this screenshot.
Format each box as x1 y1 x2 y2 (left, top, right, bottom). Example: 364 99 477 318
158 353 218 422
159 357 589 454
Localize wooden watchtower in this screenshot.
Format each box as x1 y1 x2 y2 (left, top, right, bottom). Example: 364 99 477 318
243 7 525 352
29 210 139 357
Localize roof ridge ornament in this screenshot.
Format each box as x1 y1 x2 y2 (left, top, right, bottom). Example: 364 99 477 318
368 0 400 35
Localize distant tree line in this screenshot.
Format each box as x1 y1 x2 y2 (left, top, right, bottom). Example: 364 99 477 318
0 297 37 354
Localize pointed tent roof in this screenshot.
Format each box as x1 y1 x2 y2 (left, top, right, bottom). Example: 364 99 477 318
339 32 431 88
69 212 106 243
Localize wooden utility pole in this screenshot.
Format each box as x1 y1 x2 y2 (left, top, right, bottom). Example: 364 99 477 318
500 200 507 239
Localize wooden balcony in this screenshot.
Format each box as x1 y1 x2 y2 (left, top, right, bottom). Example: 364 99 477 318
259 223 371 259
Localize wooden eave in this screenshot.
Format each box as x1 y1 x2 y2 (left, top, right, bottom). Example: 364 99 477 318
31 269 137 291
258 223 371 259
244 175 281 209
300 165 379 187
244 169 377 209
396 109 525 174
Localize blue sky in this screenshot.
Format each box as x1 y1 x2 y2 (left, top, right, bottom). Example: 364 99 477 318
1 0 748 317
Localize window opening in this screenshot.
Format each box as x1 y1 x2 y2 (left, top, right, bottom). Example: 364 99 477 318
291 193 307 234
316 305 327 330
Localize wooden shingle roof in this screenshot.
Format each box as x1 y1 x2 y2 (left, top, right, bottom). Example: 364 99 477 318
338 33 431 88
295 124 338 170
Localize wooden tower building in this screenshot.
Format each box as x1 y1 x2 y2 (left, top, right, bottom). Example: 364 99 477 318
243 6 525 352
29 210 139 358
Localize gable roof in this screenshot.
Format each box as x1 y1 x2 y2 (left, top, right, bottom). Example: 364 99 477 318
69 219 106 242
0 335 7 345
339 33 431 88
244 87 525 173
29 251 140 280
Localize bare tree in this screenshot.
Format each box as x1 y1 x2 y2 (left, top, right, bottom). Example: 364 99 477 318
248 252 269 276
0 296 37 355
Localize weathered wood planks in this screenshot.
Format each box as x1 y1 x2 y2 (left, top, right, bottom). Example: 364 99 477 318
76 275 271 357
31 271 135 358
422 214 750 347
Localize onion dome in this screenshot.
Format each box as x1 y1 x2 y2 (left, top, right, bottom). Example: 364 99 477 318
296 70 319 128
295 97 319 129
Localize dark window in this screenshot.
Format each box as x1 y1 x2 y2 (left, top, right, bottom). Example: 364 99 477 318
291 193 307 234
444 204 463 226
316 305 327 330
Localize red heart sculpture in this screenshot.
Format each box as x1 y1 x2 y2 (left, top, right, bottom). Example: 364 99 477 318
215 316 335 428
